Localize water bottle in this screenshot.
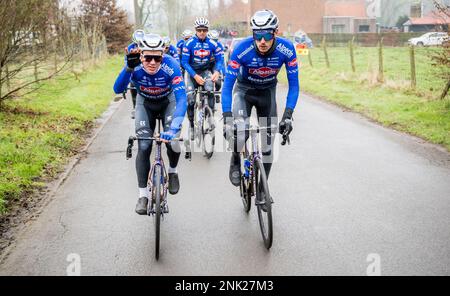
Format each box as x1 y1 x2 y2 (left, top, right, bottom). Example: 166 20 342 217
244 158 251 178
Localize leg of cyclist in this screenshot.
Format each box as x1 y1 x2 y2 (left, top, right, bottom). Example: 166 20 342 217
201 70 215 112
254 87 277 180
162 93 182 195
185 72 197 138
134 94 157 214
229 82 252 187
130 81 137 119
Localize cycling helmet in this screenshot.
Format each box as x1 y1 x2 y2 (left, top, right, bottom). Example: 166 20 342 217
132 29 145 44
163 36 171 48
182 29 194 39
250 10 279 31
139 33 165 52
208 30 220 40
194 17 210 29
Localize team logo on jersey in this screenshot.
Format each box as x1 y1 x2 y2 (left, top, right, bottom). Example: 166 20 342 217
249 67 278 78
183 47 189 53
172 76 183 85
288 58 298 67
194 49 210 58
228 60 240 69
140 86 169 95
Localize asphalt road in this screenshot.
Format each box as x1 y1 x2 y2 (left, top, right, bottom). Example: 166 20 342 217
1 86 449 275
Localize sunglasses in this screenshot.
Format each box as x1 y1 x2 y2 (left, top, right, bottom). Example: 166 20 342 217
143 55 163 63
196 28 208 33
253 30 275 42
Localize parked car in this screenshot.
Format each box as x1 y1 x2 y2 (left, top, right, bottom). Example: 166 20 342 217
408 32 449 46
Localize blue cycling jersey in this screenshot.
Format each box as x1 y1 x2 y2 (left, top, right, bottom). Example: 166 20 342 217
113 55 187 132
176 39 185 56
166 44 180 63
221 36 300 113
181 35 224 78
211 41 225 74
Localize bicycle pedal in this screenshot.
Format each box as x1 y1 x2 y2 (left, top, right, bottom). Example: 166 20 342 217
163 205 169 214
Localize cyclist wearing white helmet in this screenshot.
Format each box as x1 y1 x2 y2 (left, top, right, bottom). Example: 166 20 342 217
181 17 224 140
177 29 194 76
207 29 225 97
125 29 146 119
114 33 188 215
222 9 299 186
163 36 180 63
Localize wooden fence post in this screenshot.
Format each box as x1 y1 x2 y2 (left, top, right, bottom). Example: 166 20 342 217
409 45 416 89
349 36 356 73
322 36 330 68
377 37 384 83
308 49 313 68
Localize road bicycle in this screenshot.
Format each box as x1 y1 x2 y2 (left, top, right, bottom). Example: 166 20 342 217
126 116 183 260
235 123 291 249
190 79 221 159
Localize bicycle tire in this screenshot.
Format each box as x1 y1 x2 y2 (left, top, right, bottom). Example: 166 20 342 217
255 159 273 249
202 105 215 159
153 165 162 260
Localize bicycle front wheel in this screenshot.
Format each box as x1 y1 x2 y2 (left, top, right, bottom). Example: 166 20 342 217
255 159 273 249
202 105 215 159
153 165 162 260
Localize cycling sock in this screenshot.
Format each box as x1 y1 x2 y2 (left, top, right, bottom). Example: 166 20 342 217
168 166 178 174
139 187 149 198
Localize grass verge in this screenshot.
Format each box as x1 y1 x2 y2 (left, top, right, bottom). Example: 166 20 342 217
0 55 123 215
280 47 450 151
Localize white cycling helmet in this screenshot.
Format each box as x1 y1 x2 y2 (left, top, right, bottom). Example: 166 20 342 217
194 17 210 29
250 10 279 31
208 30 219 40
182 29 194 39
139 33 165 52
132 29 145 44
163 36 171 48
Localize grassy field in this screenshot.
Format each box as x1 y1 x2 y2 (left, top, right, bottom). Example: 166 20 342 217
280 46 450 150
0 55 123 215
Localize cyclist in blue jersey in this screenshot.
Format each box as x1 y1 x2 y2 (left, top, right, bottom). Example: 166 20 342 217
222 10 299 186
177 29 194 76
181 17 224 140
207 29 225 103
114 34 187 215
163 36 180 63
125 29 145 119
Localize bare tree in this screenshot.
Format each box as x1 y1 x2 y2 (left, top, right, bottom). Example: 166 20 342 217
0 0 74 107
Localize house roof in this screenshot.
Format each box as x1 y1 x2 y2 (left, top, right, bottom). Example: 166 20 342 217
324 0 368 18
407 11 450 25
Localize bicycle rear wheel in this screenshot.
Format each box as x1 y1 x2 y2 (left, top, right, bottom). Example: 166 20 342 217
202 105 215 159
254 159 273 249
153 165 162 260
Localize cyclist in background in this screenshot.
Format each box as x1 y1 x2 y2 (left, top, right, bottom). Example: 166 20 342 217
114 34 187 215
207 29 225 104
222 10 299 186
125 30 146 119
181 17 223 140
177 29 194 76
163 36 180 63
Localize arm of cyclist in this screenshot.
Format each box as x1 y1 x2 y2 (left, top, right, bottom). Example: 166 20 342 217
160 68 188 142
211 45 224 82
114 52 142 93
180 41 205 85
113 67 133 94
279 46 300 135
221 50 241 114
